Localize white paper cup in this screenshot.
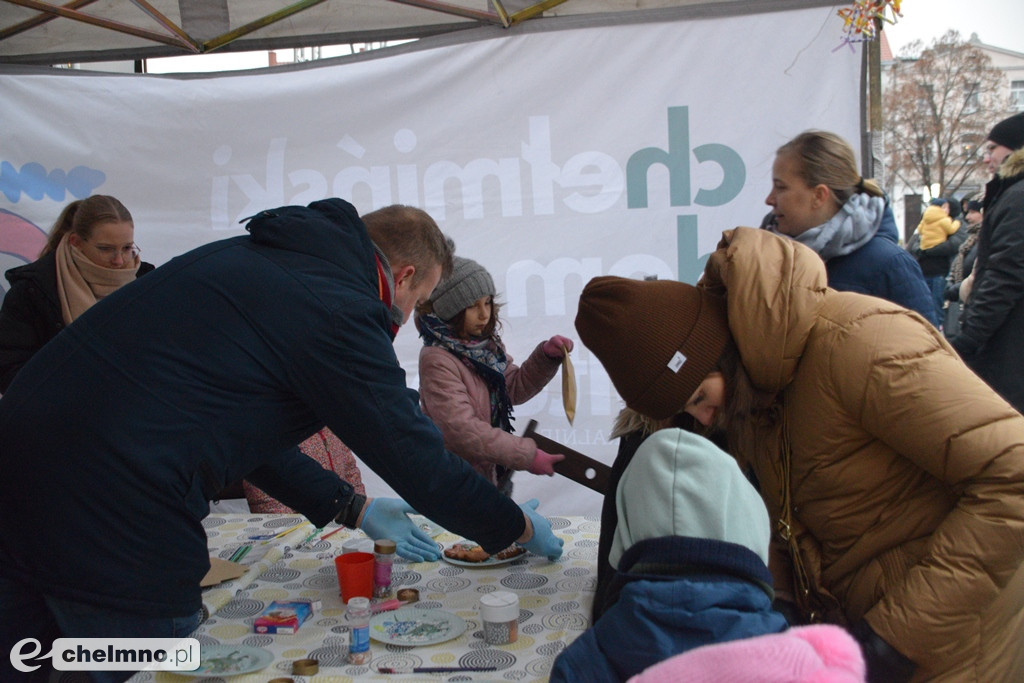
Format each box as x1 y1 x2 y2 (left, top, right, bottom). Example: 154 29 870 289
479 591 519 644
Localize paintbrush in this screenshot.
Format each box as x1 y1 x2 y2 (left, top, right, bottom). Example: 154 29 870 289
370 598 410 613
259 521 307 545
294 526 324 549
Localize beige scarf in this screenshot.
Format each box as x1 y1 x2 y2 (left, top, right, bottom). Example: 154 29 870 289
55 235 139 324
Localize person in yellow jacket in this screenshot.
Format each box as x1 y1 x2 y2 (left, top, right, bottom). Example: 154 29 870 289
575 227 1024 683
916 198 961 249
908 197 966 325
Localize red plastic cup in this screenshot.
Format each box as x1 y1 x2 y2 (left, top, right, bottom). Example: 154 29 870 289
335 551 374 603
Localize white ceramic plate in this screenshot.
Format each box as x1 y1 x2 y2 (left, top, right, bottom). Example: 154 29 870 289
441 542 527 567
186 645 274 677
369 607 467 646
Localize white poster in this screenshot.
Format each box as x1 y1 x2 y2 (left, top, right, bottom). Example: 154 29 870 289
0 6 860 516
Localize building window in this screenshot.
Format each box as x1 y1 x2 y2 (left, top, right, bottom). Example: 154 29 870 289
964 82 980 114
1012 81 1024 112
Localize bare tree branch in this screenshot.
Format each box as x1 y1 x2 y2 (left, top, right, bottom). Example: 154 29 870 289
884 30 1013 199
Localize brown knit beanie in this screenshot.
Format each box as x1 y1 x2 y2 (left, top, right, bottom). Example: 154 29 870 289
575 276 730 420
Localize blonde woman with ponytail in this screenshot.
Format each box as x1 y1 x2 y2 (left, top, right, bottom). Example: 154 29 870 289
764 130 937 325
0 195 154 392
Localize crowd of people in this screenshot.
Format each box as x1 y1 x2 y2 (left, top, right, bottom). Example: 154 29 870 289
0 200 564 683
2 112 1023 683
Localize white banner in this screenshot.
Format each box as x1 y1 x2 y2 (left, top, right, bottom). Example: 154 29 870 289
0 6 860 516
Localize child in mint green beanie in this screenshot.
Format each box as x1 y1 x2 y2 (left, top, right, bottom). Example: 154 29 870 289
551 428 787 682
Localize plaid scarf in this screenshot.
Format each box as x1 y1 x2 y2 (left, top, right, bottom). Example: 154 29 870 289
416 313 514 433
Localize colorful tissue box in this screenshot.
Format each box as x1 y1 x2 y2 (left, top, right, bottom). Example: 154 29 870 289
253 600 315 634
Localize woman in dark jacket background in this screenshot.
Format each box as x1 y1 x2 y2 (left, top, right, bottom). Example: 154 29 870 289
0 195 153 392
763 130 937 326
940 199 983 337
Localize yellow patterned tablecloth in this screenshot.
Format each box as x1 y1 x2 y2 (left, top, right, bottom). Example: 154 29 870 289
131 512 598 683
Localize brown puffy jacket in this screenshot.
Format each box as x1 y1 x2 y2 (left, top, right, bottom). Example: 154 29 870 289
700 227 1024 682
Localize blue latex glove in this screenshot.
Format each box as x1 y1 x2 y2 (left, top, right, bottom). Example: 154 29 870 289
359 498 440 562
519 498 563 561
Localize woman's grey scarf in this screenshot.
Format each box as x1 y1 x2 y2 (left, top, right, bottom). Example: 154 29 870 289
770 193 885 261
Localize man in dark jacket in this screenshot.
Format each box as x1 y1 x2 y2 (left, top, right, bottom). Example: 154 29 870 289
949 112 1024 413
0 198 562 682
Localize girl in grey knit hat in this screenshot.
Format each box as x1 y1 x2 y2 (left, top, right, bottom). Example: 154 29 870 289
415 256 574 497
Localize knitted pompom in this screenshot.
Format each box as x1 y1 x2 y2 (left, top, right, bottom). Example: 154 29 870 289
793 625 866 682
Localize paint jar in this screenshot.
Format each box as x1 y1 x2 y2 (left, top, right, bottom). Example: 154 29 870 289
373 539 397 599
479 591 519 645
346 596 371 665
290 659 318 676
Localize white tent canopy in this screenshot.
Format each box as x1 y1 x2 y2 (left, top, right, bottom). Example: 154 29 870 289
0 0 833 66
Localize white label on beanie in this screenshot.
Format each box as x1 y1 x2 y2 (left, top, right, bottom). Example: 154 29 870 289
668 351 687 373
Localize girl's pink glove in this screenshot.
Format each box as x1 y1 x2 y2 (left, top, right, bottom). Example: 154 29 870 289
528 448 564 476
542 335 574 358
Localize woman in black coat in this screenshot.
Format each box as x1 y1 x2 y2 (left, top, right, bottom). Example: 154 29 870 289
941 199 983 337
0 195 153 392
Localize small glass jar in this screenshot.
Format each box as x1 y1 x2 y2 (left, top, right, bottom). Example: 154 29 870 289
373 539 397 599
346 596 371 665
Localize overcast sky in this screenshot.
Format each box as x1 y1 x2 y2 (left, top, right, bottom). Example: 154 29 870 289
883 0 1024 55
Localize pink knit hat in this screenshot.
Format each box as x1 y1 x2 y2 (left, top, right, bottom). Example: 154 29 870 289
627 625 866 683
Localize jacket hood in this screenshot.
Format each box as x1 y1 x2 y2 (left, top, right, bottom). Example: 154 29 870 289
611 429 771 569
244 198 375 275
917 204 952 230
699 227 827 393
998 147 1024 181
